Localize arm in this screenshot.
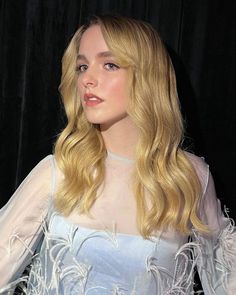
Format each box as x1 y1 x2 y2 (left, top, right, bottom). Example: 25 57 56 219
0 155 56 290
190 156 236 295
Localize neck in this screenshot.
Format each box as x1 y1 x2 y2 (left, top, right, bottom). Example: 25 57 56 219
100 118 139 160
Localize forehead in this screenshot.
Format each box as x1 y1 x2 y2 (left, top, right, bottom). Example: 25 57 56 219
79 25 108 53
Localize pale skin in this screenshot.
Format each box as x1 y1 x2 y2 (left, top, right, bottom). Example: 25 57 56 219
77 25 139 160
66 25 141 234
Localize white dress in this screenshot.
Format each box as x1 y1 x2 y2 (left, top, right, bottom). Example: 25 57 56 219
0 152 235 294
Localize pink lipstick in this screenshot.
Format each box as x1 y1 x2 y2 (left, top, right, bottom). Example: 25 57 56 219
84 93 104 107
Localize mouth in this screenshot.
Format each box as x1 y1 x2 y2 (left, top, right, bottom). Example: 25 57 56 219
84 93 104 107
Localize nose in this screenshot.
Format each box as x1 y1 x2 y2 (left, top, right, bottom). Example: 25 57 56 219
82 70 98 88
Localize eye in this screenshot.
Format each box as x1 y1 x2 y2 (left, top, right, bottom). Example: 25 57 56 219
75 64 88 73
104 63 120 71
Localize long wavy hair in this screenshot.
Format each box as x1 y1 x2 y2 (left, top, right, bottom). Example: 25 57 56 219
54 15 207 238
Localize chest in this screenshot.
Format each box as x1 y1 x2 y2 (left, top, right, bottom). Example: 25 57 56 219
36 211 192 294
48 212 187 274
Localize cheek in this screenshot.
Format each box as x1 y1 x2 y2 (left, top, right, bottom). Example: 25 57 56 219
77 79 83 95
109 77 129 106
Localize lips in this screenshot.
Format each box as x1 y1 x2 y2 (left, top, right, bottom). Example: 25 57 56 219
84 93 104 106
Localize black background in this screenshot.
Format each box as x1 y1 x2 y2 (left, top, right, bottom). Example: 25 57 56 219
0 0 236 220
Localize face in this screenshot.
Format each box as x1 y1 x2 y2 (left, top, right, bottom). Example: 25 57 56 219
76 25 130 129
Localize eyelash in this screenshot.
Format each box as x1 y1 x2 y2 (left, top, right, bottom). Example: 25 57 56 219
75 63 120 74
75 64 88 73
104 63 120 70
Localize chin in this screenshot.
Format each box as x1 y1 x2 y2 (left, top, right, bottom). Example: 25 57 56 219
85 113 129 128
85 117 104 125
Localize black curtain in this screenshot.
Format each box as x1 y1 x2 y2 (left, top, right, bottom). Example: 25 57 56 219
0 0 236 220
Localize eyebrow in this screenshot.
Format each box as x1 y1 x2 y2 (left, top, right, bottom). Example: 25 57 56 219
77 51 114 61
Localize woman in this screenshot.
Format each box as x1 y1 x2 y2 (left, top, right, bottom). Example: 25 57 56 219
0 15 235 294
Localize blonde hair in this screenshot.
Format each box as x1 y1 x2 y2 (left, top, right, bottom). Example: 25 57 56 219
54 15 207 238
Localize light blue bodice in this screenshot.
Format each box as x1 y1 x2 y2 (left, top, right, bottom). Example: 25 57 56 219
27 212 192 294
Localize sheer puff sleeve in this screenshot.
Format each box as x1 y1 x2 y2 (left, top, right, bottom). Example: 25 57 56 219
0 155 55 291
188 153 236 295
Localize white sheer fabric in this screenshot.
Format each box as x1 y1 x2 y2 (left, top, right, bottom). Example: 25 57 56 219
0 153 235 294
0 156 55 289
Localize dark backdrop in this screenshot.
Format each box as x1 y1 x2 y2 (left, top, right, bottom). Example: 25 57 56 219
0 0 236 219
